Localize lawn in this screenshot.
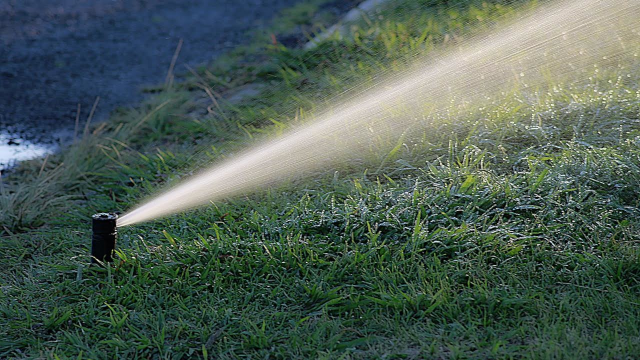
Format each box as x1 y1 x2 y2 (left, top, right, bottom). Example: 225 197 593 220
1 0 640 358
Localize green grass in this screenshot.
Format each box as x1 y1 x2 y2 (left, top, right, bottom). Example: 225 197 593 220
2 0 640 358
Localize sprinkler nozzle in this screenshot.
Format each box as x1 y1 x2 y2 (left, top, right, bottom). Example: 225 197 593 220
91 213 118 264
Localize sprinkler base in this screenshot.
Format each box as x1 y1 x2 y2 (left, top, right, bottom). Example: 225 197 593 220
91 213 118 264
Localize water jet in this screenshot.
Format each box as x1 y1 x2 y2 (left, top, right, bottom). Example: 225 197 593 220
91 213 118 264
117 0 640 227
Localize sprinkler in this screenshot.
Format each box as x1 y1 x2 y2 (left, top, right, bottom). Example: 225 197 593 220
91 213 118 264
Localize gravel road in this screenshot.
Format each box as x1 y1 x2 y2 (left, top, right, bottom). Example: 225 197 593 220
0 0 309 168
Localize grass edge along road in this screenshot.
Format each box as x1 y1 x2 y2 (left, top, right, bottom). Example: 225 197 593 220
2 0 640 358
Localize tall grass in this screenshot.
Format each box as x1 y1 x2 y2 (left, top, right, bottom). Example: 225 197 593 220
0 93 195 231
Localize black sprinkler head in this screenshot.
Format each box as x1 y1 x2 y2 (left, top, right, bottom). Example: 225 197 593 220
91 213 118 264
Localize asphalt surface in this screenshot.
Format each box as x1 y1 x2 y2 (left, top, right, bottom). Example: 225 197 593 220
0 0 309 168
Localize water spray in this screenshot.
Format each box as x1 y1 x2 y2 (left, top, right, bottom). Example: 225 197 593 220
91 213 118 264
117 0 640 227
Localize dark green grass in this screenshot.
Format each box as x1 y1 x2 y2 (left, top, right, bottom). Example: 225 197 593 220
2 0 640 358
